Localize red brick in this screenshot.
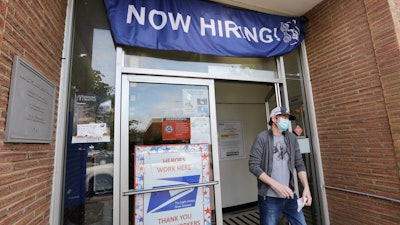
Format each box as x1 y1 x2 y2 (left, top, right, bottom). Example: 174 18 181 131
306 0 400 224
0 0 66 224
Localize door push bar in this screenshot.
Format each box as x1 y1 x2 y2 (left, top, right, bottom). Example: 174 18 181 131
123 180 220 196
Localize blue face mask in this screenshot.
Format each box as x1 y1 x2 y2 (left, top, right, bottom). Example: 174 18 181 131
277 118 290 132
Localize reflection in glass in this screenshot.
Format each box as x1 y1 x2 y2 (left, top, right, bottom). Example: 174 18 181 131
283 49 306 136
124 46 278 80
63 0 115 224
128 83 210 146
128 82 215 224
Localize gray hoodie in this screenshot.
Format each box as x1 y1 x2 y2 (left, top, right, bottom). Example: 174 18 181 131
248 129 307 197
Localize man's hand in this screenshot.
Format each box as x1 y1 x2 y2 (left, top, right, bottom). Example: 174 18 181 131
298 171 312 206
270 181 294 199
302 186 312 206
258 172 294 199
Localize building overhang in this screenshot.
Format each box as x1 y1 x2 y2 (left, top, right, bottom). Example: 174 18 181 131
211 0 323 16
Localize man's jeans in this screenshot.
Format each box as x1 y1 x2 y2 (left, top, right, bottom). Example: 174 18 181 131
258 195 307 225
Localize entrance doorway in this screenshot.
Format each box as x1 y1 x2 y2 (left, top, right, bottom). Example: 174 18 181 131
215 80 273 206
215 80 317 225
215 80 273 224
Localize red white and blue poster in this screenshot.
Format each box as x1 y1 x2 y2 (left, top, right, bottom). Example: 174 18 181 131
134 144 212 225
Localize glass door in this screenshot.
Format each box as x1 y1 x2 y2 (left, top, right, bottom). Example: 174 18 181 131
119 75 222 224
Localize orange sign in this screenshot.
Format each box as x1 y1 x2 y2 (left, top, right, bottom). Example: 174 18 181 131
162 118 191 140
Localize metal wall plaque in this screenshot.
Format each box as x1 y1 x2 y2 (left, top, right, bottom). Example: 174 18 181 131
4 56 56 143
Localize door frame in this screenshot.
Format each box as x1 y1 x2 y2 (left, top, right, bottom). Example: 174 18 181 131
115 72 223 224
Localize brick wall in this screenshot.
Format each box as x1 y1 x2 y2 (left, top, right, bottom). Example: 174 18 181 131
0 1 67 224
387 0 400 179
305 0 400 224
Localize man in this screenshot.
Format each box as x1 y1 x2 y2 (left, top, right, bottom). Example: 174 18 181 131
249 106 312 225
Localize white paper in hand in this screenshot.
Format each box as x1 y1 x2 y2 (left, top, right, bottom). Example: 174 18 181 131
297 197 307 212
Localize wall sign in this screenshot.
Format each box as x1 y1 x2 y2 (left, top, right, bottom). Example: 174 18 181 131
4 56 56 143
104 0 306 57
217 121 245 160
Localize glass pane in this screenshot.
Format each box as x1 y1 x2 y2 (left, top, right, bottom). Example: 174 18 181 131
124 46 278 80
128 82 210 146
283 49 306 137
63 0 115 224
128 82 215 225
283 48 321 225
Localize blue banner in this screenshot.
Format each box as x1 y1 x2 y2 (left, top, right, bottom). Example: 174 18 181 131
104 0 306 57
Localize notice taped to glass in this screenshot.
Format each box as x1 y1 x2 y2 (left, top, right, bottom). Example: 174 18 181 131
134 144 212 225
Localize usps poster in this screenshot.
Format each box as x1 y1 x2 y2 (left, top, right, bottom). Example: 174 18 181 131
134 144 212 225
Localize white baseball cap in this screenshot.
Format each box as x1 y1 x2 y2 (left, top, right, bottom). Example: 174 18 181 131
270 106 296 120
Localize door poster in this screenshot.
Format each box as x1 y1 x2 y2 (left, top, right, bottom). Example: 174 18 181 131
134 144 212 225
162 118 191 141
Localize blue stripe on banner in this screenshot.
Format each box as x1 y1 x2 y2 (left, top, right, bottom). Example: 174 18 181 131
104 0 306 57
